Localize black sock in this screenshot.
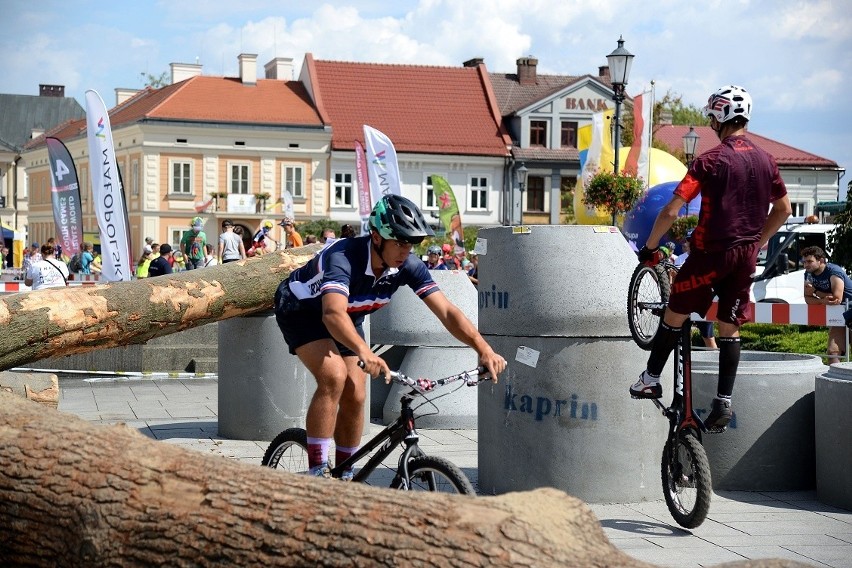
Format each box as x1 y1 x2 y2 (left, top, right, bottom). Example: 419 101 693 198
647 322 682 377
717 336 741 398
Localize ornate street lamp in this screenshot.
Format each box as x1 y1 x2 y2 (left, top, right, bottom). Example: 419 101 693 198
516 162 528 192
682 126 700 166
514 162 528 225
606 36 634 226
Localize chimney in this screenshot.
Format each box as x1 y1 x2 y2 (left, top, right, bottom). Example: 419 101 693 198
39 84 64 97
598 66 611 80
516 57 538 86
264 57 293 80
115 88 141 106
239 53 258 85
170 62 203 84
463 57 484 68
659 111 673 126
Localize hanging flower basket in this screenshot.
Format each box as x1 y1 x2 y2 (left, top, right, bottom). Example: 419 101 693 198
583 169 646 223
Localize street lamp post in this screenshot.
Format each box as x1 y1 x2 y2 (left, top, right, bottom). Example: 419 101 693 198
682 126 700 166
606 36 634 225
515 162 528 225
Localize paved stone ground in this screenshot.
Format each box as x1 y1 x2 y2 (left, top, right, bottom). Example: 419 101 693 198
59 375 852 568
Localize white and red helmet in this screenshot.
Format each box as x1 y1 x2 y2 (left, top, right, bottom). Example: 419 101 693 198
702 85 752 123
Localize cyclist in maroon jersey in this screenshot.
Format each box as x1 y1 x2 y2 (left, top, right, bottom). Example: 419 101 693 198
629 85 792 432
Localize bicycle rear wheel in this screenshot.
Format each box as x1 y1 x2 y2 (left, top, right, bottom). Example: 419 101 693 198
390 456 476 495
261 428 308 473
661 430 712 529
627 263 671 350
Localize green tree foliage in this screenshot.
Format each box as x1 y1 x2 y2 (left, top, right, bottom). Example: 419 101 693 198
140 71 169 89
621 89 709 161
826 190 852 274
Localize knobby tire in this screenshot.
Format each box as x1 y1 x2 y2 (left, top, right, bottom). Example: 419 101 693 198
390 455 476 495
627 263 671 350
661 430 712 529
262 427 308 473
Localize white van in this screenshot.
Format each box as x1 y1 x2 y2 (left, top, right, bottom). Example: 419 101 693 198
751 221 836 304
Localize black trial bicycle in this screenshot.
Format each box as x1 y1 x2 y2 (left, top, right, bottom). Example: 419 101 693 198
261 366 490 495
627 260 713 529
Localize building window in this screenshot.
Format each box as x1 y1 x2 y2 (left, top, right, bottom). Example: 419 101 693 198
131 160 139 196
561 121 578 148
170 229 183 250
229 163 250 194
791 202 807 217
171 160 192 194
283 165 304 198
530 120 548 147
333 172 353 207
469 176 488 211
526 176 545 212
425 176 437 210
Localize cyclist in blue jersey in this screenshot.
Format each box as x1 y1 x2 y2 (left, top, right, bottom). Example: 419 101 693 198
275 194 507 478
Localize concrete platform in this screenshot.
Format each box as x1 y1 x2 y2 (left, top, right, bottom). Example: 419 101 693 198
57 373 852 568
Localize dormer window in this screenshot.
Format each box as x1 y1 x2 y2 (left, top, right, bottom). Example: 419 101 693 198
530 120 547 147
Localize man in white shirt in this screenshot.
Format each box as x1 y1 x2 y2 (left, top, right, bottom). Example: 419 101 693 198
25 243 69 290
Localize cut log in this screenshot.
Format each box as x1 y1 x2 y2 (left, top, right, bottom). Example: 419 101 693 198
0 246 320 372
0 391 649 567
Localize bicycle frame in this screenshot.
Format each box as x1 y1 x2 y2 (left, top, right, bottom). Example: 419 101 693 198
331 366 486 483
330 393 424 483
652 320 707 440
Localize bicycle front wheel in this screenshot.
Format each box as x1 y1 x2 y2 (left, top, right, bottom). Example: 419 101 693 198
390 456 476 495
627 263 671 350
261 427 308 473
661 430 712 529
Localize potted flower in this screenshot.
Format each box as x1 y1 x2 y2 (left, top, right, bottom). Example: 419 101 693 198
583 169 646 226
254 192 272 213
669 215 699 242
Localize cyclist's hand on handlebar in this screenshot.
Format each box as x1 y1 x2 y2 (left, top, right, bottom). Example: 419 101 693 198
638 245 665 267
358 354 392 384
478 349 507 383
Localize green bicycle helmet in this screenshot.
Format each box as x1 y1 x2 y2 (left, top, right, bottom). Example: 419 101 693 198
369 195 434 244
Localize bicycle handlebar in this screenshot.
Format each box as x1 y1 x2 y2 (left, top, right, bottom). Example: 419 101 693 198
357 361 489 394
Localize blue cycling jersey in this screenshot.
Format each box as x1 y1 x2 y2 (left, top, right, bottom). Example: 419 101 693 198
284 236 440 325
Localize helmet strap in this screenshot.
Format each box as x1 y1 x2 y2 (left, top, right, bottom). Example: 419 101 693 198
370 232 389 269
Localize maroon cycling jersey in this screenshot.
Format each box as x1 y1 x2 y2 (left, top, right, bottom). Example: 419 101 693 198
675 135 786 253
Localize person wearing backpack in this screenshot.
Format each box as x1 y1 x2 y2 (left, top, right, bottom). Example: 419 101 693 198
180 216 207 270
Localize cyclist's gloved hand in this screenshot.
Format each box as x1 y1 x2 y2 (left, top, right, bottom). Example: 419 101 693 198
638 245 665 267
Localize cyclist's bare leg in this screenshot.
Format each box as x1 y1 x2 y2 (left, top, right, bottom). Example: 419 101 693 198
297 339 349 440
662 308 690 328
827 326 845 365
333 355 368 448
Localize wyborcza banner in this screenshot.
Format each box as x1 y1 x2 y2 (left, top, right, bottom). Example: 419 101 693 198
363 125 402 205
46 137 84 259
85 90 132 281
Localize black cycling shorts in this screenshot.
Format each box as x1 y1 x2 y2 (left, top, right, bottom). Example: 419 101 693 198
274 280 363 356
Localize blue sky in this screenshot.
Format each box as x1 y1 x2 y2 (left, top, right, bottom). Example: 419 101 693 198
3 0 849 199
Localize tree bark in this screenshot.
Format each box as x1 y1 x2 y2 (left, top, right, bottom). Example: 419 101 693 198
0 245 320 372
0 391 650 567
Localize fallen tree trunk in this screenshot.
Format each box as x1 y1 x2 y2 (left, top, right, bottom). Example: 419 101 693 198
0 246 320 372
0 391 648 567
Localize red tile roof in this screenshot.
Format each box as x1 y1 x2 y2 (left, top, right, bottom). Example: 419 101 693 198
26 76 324 148
305 55 511 157
654 125 838 168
